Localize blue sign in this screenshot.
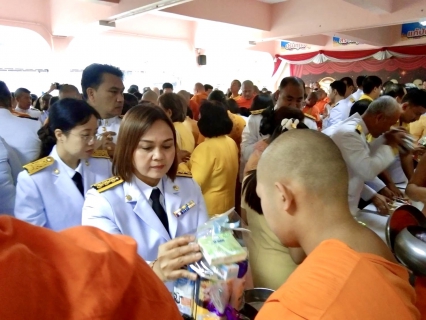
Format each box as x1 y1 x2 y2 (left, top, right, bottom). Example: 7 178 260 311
332 37 360 46
401 22 426 40
280 41 309 51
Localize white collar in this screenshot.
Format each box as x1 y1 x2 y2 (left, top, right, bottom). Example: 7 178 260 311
50 145 83 179
15 106 29 114
134 176 165 201
99 116 120 126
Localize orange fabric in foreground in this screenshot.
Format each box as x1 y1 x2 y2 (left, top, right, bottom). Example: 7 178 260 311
256 239 420 320
0 216 181 320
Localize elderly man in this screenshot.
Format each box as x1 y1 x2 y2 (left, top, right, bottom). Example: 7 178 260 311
323 96 407 215
59 85 81 100
236 80 255 109
141 90 158 105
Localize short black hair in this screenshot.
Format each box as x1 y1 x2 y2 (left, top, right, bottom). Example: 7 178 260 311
0 81 11 108
197 101 233 138
15 88 31 99
383 82 406 100
162 82 173 90
340 77 354 87
50 96 59 106
279 77 304 90
30 94 38 103
226 98 241 114
330 80 346 97
128 85 139 94
208 90 227 105
401 89 426 109
349 99 372 116
204 84 213 91
362 76 382 94
133 91 142 101
260 106 305 136
250 94 274 111
122 93 139 115
81 63 123 99
356 75 366 87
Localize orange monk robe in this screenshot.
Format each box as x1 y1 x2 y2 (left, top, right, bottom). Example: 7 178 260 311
236 96 254 109
191 92 208 106
415 277 426 320
0 216 182 320
302 105 321 122
189 99 200 121
314 98 329 114
256 240 420 320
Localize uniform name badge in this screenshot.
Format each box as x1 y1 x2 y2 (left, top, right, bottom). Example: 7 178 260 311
174 200 195 217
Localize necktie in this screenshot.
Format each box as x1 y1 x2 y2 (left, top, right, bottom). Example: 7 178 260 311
72 172 84 196
150 188 169 234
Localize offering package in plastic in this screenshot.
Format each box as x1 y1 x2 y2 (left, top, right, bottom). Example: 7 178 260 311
173 209 249 320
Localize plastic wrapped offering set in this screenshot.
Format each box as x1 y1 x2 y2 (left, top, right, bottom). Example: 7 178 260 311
174 209 249 320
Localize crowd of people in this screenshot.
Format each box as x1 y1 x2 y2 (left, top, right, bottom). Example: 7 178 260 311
0 63 425 319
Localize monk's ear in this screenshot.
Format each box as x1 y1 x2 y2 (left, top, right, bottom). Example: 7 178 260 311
275 182 295 215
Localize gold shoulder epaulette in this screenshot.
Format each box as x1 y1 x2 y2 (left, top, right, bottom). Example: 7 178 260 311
350 97 355 103
177 163 192 178
304 113 316 121
92 176 123 193
355 124 363 135
91 149 110 159
250 108 265 115
23 156 54 175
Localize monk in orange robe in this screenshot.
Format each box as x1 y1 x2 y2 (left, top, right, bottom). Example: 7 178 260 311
190 83 208 119
236 80 255 109
255 130 420 320
302 92 321 122
313 89 329 114
0 216 182 320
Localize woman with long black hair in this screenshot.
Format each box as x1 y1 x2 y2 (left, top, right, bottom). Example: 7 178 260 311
14 98 112 231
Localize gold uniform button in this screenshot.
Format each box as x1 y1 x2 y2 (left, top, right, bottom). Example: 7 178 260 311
85 160 89 166
173 185 179 191
46 157 53 162
102 127 106 132
125 195 132 201
54 169 60 174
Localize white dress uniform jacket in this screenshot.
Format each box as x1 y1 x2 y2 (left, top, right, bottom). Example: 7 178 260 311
15 106 41 119
98 116 121 143
323 96 355 130
14 146 112 231
352 89 364 101
0 108 41 165
0 138 21 215
82 175 209 261
323 113 396 215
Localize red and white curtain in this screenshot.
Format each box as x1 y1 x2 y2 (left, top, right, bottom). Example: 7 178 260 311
272 45 426 76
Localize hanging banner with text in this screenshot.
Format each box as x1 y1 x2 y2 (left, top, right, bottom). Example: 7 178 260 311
401 22 426 41
332 37 361 46
280 41 310 52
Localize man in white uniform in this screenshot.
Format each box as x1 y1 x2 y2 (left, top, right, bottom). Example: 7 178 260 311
352 75 366 101
322 80 347 129
14 88 41 120
241 77 313 180
0 82 41 166
81 64 125 155
323 96 407 215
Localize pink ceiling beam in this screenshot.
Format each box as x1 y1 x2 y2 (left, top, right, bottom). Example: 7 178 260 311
342 0 394 14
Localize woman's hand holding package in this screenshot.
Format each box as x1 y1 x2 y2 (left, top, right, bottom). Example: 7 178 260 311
153 235 202 282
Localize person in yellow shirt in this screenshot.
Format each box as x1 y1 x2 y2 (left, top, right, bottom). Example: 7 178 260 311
177 90 200 145
189 101 239 216
228 79 241 100
158 93 195 153
410 115 426 141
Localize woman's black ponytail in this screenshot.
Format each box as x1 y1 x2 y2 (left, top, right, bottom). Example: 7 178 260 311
37 122 56 159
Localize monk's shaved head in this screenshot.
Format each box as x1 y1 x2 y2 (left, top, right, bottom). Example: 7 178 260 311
241 80 254 100
258 130 348 199
142 90 158 105
194 83 205 92
257 129 350 247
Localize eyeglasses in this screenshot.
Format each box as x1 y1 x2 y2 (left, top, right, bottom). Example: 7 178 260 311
69 133 102 144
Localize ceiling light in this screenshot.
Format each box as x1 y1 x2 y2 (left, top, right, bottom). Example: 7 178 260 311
109 0 193 22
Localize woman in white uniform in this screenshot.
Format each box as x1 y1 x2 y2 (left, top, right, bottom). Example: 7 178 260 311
82 105 209 285
14 99 112 230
